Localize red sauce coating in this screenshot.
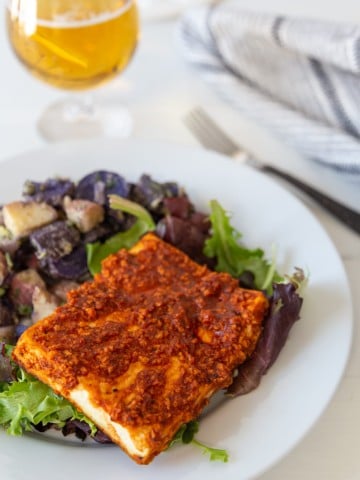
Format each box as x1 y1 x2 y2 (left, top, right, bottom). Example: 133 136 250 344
13 233 269 463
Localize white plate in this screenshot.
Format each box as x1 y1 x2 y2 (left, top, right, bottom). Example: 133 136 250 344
0 138 353 480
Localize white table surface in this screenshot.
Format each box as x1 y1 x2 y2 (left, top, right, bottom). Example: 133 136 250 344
1 1 360 479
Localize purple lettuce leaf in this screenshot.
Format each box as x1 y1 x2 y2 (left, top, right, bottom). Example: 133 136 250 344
227 277 304 396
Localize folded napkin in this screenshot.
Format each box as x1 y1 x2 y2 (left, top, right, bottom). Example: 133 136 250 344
177 1 360 175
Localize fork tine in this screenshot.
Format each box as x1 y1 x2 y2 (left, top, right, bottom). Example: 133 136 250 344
184 107 239 156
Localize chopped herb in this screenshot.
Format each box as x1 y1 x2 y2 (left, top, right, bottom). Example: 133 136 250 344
170 420 229 463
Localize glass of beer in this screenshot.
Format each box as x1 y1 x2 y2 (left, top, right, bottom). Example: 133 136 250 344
6 0 139 140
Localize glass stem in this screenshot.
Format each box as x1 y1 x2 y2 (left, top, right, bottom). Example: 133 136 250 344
63 94 95 123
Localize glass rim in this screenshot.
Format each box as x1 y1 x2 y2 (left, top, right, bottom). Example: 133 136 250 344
5 0 135 27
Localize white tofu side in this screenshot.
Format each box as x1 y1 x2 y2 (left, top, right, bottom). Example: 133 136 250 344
70 386 149 459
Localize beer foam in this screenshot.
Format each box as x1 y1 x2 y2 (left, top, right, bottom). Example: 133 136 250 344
36 1 133 29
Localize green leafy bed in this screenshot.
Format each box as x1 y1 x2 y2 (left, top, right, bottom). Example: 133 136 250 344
0 345 96 437
0 196 304 463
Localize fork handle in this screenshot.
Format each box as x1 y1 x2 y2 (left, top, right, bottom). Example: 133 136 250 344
260 164 360 234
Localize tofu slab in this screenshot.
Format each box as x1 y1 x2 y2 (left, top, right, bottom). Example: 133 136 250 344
13 233 269 464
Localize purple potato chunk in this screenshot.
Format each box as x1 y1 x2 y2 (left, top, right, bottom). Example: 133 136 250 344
82 222 119 244
46 245 88 280
131 174 180 216
23 178 75 207
9 268 45 311
76 171 130 205
30 221 81 261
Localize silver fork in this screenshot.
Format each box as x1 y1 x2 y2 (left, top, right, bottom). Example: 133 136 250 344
184 107 360 235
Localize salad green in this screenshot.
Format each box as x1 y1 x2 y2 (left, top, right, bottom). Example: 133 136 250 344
86 195 156 275
0 191 304 464
204 200 282 294
0 344 228 461
0 345 96 437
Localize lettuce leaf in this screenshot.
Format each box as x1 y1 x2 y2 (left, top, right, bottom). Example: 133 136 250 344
86 195 155 275
1 345 228 461
227 269 306 396
0 348 96 436
204 200 282 293
1 196 304 463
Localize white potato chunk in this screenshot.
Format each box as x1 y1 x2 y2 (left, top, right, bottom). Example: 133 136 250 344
63 196 104 233
0 225 21 254
50 279 79 302
0 251 8 286
3 201 58 238
32 286 60 323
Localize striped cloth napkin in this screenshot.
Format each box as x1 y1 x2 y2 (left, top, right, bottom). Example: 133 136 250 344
177 1 360 175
